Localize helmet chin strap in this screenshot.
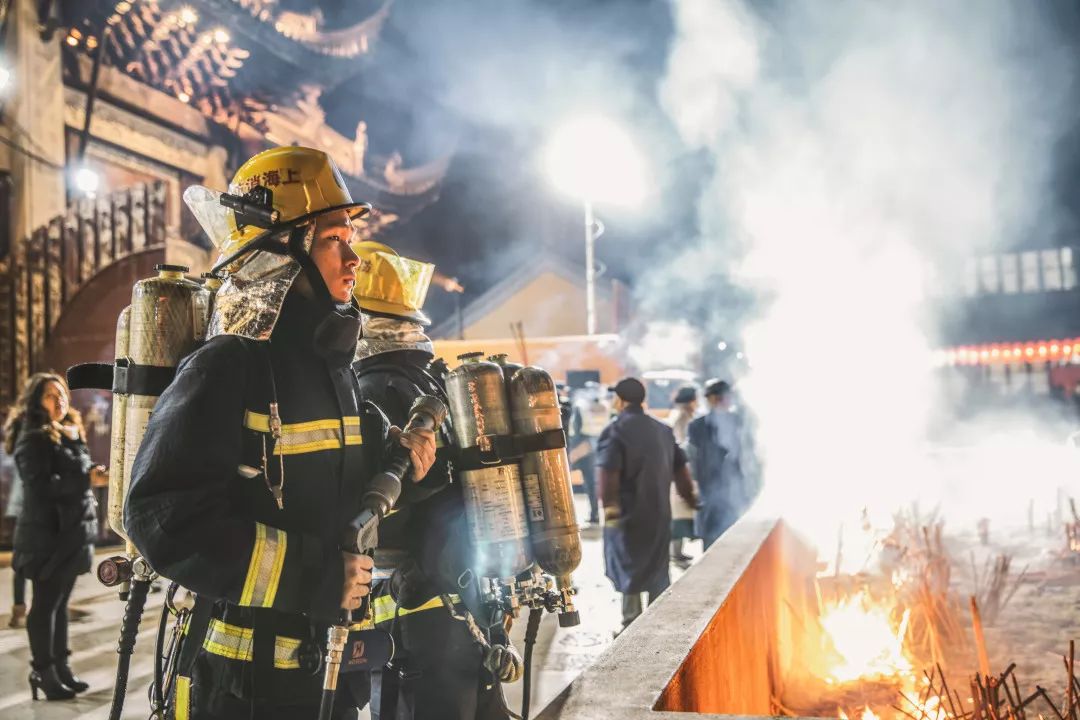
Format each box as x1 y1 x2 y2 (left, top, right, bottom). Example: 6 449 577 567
287 226 362 359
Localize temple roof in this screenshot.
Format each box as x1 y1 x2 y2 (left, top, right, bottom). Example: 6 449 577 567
54 0 448 224
57 0 388 130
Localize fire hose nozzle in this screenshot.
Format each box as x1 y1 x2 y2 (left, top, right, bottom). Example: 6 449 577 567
342 395 449 554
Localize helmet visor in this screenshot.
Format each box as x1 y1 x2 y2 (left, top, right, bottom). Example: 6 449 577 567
353 250 434 315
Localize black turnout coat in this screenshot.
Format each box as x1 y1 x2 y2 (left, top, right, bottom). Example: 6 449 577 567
125 290 389 718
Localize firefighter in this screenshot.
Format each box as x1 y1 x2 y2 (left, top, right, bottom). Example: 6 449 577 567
351 241 518 720
123 147 437 720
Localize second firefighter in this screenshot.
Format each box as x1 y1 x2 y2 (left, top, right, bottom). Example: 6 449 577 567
352 241 520 720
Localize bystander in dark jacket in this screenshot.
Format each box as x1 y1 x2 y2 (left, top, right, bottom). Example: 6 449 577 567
688 380 760 548
4 372 101 701
597 378 698 629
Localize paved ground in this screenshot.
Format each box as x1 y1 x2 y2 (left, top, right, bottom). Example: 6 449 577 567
0 497 703 719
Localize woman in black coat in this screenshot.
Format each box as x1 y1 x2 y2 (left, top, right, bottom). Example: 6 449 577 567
3 372 103 701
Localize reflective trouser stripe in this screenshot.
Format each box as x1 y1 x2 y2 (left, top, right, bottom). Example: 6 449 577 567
201 618 303 669
175 675 191 720
239 522 286 608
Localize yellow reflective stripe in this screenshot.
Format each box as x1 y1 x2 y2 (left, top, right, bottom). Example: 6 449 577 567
366 593 462 626
239 523 286 608
344 416 363 446
203 620 252 661
265 528 286 606
201 619 302 669
244 410 270 432
244 413 363 453
175 676 191 720
284 418 346 433
276 636 302 670
277 438 340 455
239 524 264 605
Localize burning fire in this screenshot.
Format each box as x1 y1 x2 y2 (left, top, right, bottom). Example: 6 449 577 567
821 590 913 683
818 590 948 720
838 706 885 720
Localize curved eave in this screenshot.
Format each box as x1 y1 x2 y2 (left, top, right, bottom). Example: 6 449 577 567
343 156 450 220
198 0 382 89
345 174 443 222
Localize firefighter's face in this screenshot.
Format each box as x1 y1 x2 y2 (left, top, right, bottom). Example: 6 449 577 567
40 380 69 423
310 210 361 303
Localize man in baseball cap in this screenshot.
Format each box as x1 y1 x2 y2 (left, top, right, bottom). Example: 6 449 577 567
597 377 698 629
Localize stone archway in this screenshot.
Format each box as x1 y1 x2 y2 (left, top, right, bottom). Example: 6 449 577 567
41 248 165 462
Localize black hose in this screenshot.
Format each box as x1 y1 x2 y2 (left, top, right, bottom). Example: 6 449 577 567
521 608 542 720
151 594 170 710
317 609 355 720
108 577 151 720
317 684 335 720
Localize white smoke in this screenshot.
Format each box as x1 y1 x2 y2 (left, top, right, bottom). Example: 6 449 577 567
658 0 1076 552
627 320 701 372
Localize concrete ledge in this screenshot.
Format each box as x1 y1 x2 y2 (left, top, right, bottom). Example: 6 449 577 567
538 514 818 719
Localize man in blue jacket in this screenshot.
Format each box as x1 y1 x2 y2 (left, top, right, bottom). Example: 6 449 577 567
688 380 759 548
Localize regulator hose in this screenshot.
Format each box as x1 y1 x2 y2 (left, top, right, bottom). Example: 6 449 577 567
152 595 168 708
317 611 353 720
521 608 543 720
109 577 151 720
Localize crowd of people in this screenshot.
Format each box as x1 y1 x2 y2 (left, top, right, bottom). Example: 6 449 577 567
564 376 761 631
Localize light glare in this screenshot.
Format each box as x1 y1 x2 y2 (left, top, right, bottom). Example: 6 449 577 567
544 115 646 206
74 166 100 196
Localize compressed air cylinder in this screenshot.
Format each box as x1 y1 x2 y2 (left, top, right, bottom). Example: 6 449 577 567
107 306 131 542
446 352 533 580
121 266 210 514
489 353 524 380
508 366 582 588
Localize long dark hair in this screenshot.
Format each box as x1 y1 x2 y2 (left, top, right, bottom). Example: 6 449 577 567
2 372 84 454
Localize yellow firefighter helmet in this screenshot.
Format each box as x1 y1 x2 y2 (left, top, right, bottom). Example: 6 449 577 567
214 146 371 268
352 241 435 324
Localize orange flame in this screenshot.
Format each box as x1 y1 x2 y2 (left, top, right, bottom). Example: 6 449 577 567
820 590 913 683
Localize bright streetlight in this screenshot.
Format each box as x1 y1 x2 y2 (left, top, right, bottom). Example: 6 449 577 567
544 115 646 335
74 165 101 197
0 64 10 93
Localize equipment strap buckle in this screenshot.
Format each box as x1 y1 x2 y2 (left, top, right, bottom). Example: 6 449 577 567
452 429 565 471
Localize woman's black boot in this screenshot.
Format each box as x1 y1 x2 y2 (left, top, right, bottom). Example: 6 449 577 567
29 664 77 701
55 662 89 693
